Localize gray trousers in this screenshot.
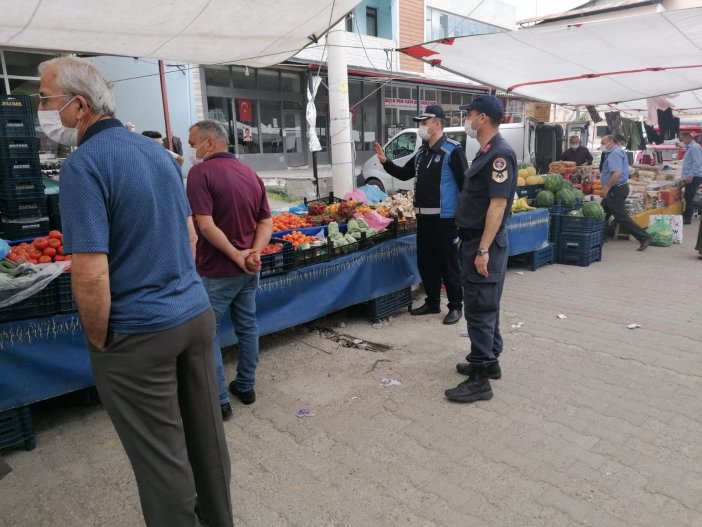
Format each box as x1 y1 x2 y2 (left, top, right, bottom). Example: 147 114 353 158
90 309 233 527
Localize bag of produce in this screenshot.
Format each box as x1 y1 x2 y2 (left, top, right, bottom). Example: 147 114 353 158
0 260 71 308
646 218 673 247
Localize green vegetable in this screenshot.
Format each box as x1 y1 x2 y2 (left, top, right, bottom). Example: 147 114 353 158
582 201 605 220
347 219 360 233
535 190 555 207
543 173 564 194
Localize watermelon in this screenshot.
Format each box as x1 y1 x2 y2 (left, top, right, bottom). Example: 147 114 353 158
556 188 576 206
568 209 584 217
535 190 555 207
582 201 605 220
561 179 574 190
543 173 564 194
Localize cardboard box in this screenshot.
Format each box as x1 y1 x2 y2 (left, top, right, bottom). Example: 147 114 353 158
525 102 551 122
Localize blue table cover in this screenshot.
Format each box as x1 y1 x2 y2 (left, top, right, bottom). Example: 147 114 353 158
506 208 550 256
0 236 419 411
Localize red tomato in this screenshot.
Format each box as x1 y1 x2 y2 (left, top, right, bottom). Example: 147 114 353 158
6 253 21 263
48 238 61 249
48 230 63 240
18 242 30 249
29 249 43 259
27 259 39 264
43 247 57 257
38 255 52 263
32 237 49 250
54 255 65 262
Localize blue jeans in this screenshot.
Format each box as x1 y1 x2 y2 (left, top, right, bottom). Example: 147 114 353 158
201 273 260 404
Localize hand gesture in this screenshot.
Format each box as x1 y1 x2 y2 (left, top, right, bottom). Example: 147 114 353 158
374 142 387 164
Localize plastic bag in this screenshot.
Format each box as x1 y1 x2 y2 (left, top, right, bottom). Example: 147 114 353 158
355 210 393 232
646 217 673 247
0 261 71 308
287 202 308 214
0 238 9 260
357 184 388 205
343 189 369 203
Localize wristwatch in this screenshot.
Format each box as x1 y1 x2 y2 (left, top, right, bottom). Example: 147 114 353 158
477 248 489 256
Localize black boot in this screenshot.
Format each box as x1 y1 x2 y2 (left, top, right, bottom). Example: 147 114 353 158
455 361 501 379
410 303 441 316
445 365 493 403
443 308 462 325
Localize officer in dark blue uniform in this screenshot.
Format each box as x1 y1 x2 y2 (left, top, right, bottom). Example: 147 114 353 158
444 95 517 403
375 105 468 325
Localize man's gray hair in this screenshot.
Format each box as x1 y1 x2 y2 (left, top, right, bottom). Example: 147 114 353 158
38 57 115 116
190 120 229 146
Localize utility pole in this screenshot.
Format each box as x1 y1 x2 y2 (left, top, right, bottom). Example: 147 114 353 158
326 21 354 196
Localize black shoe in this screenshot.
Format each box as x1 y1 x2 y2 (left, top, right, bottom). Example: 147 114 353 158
220 402 232 421
229 382 256 405
455 361 501 379
410 303 441 316
445 367 493 403
443 309 462 325
683 220 692 225
637 237 651 251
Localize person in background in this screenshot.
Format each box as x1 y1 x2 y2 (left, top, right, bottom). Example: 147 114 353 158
614 133 627 149
38 57 233 527
562 135 592 166
679 131 702 225
374 104 467 325
142 130 185 166
124 121 136 132
599 135 651 251
186 120 273 418
445 95 517 403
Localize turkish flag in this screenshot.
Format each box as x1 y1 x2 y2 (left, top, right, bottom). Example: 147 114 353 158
238 98 253 123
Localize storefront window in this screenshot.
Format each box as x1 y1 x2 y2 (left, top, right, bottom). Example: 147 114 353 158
349 81 362 148
259 100 282 153
282 101 302 153
281 72 301 94
232 66 256 90
4 51 52 77
0 82 6 95
204 66 230 88
361 84 379 150
258 70 279 92
315 82 329 152
235 97 259 154
206 96 234 148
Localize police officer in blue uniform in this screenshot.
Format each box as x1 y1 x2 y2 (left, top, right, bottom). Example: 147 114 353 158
375 105 468 325
445 95 517 403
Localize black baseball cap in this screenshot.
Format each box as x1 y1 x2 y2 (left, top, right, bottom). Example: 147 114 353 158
413 104 446 122
459 95 504 120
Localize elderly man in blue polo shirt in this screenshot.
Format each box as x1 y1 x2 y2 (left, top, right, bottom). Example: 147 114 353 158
599 134 651 251
680 131 702 224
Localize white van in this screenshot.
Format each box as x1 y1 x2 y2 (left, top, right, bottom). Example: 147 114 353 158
356 120 539 193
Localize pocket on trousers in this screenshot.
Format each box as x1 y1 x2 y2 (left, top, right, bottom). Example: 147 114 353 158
465 282 499 314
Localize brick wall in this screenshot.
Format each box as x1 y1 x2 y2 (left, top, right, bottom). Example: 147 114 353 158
399 0 425 73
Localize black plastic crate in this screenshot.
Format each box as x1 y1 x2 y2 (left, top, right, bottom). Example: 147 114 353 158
0 195 48 220
395 217 417 237
0 406 36 452
558 230 603 251
292 243 331 269
363 227 394 248
0 156 41 180
0 95 33 118
0 137 38 161
556 245 602 267
260 238 293 278
47 194 61 230
0 177 45 199
560 215 606 234
304 192 342 207
529 243 555 271
0 114 35 138
0 282 57 322
0 216 50 240
549 214 561 243
516 184 543 199
53 272 76 313
369 287 412 321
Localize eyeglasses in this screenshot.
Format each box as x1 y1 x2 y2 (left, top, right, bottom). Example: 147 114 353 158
31 93 73 105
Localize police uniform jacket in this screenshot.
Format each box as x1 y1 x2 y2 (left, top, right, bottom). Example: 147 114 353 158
456 132 517 232
381 135 467 218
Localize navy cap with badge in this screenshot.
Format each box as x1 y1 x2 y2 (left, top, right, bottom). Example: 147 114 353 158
459 95 504 121
413 104 446 122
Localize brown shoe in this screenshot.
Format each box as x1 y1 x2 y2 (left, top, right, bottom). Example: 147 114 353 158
637 238 651 251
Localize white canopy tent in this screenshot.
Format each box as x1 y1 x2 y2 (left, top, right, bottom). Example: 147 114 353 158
399 7 702 107
0 0 360 67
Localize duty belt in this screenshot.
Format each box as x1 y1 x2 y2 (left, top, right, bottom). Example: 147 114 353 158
414 207 441 215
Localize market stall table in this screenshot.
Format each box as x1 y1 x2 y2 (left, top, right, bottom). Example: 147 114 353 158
0 235 420 413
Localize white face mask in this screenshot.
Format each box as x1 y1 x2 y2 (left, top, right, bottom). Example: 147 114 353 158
37 96 78 147
570 144 579 150
418 124 431 141
464 117 479 139
187 140 208 165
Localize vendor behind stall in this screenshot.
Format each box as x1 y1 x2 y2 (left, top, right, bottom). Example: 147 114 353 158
562 136 592 166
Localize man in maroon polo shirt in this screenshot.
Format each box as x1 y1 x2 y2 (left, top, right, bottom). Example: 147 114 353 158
186 120 273 420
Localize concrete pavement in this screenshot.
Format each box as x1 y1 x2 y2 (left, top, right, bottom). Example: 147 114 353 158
1 219 701 526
